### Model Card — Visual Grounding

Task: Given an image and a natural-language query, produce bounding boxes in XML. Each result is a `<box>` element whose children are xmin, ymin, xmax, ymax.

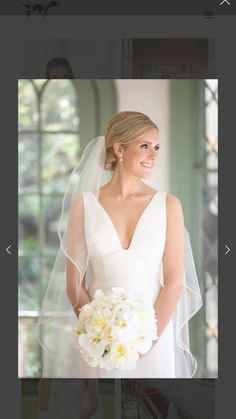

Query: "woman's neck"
<box><xmin>104</xmin><ymin>168</ymin><xmax>145</xmax><ymax>198</ymax></box>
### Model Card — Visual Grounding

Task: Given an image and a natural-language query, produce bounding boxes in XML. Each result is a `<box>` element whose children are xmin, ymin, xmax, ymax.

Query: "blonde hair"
<box><xmin>104</xmin><ymin>111</ymin><xmax>158</xmax><ymax>170</ymax></box>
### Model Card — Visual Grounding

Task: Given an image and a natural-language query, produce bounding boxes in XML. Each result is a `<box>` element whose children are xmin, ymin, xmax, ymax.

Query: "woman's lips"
<box><xmin>140</xmin><ymin>162</ymin><xmax>153</xmax><ymax>168</ymax></box>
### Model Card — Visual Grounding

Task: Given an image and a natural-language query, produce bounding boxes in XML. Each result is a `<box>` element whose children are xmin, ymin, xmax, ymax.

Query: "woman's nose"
<box><xmin>148</xmin><ymin>148</ymin><xmax>156</xmax><ymax>159</ymax></box>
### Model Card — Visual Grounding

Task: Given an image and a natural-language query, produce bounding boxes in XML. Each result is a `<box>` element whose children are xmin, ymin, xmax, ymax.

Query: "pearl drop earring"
<box><xmin>119</xmin><ymin>154</ymin><xmax>123</xmax><ymax>162</ymax></box>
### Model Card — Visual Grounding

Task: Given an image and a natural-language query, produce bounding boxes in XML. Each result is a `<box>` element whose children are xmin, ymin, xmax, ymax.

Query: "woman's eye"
<box><xmin>140</xmin><ymin>144</ymin><xmax>160</xmax><ymax>151</ymax></box>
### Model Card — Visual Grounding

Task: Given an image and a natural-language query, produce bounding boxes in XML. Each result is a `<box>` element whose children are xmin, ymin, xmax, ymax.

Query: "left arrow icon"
<box><xmin>6</xmin><ymin>245</ymin><xmax>12</xmax><ymax>255</ymax></box>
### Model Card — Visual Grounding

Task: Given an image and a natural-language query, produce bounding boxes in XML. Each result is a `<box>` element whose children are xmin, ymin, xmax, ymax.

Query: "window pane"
<box><xmin>18</xmin><ymin>78</ymin><xmax>80</xmax><ymax>379</ymax></box>
<box><xmin>18</xmin><ymin>317</ymin><xmax>41</xmax><ymax>377</ymax></box>
<box><xmin>206</xmin><ymin>100</ymin><xmax>218</xmax><ymax>141</ymax></box>
<box><xmin>203</xmin><ymin>80</ymin><xmax>218</xmax><ymax>377</ymax></box>
<box><xmin>18</xmin><ymin>80</ymin><xmax>38</xmax><ymax>131</ymax></box>
<box><xmin>205</xmin><ymin>79</ymin><xmax>218</xmax><ymax>93</ymax></box>
<box><xmin>42</xmin><ymin>133</ymin><xmax>80</xmax><ymax>193</ymax></box>
<box><xmin>42</xmin><ymin>196</ymin><xmax>62</xmax><ymax>252</ymax></box>
<box><xmin>33</xmin><ymin>79</ymin><xmax>47</xmax><ymax>90</ymax></box>
<box><xmin>42</xmin><ymin>319</ymin><xmax>68</xmax><ymax>377</ymax></box>
<box><xmin>41</xmin><ymin>80</ymin><xmax>79</xmax><ymax>131</ymax></box>
<box><xmin>19</xmin><ymin>133</ymin><xmax>39</xmax><ymax>193</ymax></box>
<box><xmin>42</xmin><ymin>257</ymin><xmax>55</xmax><ymax>292</ymax></box>
<box><xmin>19</xmin><ymin>196</ymin><xmax>39</xmax><ymax>253</ymax></box>
<box><xmin>19</xmin><ymin>257</ymin><xmax>40</xmax><ymax>310</ymax></box>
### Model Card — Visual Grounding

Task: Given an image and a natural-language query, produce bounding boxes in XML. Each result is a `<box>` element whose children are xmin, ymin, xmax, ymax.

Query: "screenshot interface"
<box><xmin>0</xmin><ymin>1</ymin><xmax>234</xmax><ymax>418</ymax></box>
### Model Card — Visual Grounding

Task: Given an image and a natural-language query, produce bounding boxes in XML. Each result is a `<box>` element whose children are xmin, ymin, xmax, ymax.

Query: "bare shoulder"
<box><xmin>166</xmin><ymin>193</ymin><xmax>182</xmax><ymax>209</ymax></box>
<box><xmin>166</xmin><ymin>194</ymin><xmax>184</xmax><ymax>221</ymax></box>
<box><xmin>71</xmin><ymin>193</ymin><xmax>84</xmax><ymax>205</ymax></box>
<box><xmin>69</xmin><ymin>194</ymin><xmax>85</xmax><ymax>214</ymax></box>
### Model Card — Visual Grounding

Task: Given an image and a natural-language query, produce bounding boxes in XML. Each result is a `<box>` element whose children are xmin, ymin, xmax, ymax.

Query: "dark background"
<box><xmin>0</xmin><ymin>7</ymin><xmax>234</xmax><ymax>419</ymax></box>
<box><xmin>0</xmin><ymin>0</ymin><xmax>236</xmax><ymax>15</ymax></box>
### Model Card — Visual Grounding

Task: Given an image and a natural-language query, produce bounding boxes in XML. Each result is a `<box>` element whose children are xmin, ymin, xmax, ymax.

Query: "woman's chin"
<box><xmin>130</xmin><ymin>168</ymin><xmax>153</xmax><ymax>179</ymax></box>
<box><xmin>140</xmin><ymin>170</ymin><xmax>152</xmax><ymax>179</ymax></box>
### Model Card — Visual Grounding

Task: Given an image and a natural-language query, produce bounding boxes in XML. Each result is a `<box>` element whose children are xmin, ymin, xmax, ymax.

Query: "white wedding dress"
<box><xmin>79</xmin><ymin>190</ymin><xmax>175</xmax><ymax>378</ymax></box>
<box><xmin>38</xmin><ymin>136</ymin><xmax>202</xmax><ymax>378</ymax></box>
<box><xmin>40</xmin><ymin>189</ymin><xmax>201</xmax><ymax>378</ymax></box>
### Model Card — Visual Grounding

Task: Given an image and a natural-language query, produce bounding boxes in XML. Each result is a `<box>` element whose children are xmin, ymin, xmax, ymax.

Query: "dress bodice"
<box><xmin>39</xmin><ymin>190</ymin><xmax>202</xmax><ymax>379</ymax></box>
<box><xmin>83</xmin><ymin>191</ymin><xmax>167</xmax><ymax>306</ymax></box>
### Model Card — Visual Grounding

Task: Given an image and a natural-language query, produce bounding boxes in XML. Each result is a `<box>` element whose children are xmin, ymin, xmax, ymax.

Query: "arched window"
<box><xmin>18</xmin><ymin>79</ymin><xmax>117</xmax><ymax>377</ymax></box>
<box><xmin>18</xmin><ymin>79</ymin><xmax>80</xmax><ymax>377</ymax></box>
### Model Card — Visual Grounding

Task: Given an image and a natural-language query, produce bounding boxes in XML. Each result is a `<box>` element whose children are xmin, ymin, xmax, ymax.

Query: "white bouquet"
<box><xmin>74</xmin><ymin>287</ymin><xmax>158</xmax><ymax>371</ymax></box>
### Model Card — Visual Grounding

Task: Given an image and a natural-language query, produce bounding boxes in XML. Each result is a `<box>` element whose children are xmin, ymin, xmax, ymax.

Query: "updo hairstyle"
<box><xmin>104</xmin><ymin>111</ymin><xmax>158</xmax><ymax>170</ymax></box>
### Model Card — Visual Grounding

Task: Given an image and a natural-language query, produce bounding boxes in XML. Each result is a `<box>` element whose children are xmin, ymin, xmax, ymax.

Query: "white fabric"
<box><xmin>36</xmin><ymin>136</ymin><xmax>202</xmax><ymax>378</ymax></box>
<box><xmin>74</xmin><ymin>191</ymin><xmax>195</xmax><ymax>378</ymax></box>
<box><xmin>36</xmin><ymin>137</ymin><xmax>110</xmax><ymax>377</ymax></box>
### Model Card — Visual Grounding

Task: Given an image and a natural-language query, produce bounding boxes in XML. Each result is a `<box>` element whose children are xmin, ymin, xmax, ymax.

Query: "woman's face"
<box><xmin>117</xmin><ymin>128</ymin><xmax>160</xmax><ymax>179</ymax></box>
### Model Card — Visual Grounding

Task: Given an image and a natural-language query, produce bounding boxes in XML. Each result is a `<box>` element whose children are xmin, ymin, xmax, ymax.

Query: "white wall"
<box><xmin>115</xmin><ymin>80</ymin><xmax>170</xmax><ymax>192</ymax></box>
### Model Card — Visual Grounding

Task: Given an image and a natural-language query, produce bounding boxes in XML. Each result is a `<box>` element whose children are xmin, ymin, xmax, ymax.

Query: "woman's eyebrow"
<box><xmin>139</xmin><ymin>140</ymin><xmax>160</xmax><ymax>145</ymax></box>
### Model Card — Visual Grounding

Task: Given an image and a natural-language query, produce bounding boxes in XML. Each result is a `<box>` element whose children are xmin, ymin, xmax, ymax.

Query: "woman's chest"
<box><xmin>84</xmin><ymin>191</ymin><xmax>167</xmax><ymax>257</ymax></box>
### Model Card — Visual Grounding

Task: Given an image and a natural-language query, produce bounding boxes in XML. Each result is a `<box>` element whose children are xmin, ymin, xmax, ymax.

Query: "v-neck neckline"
<box><xmin>90</xmin><ymin>191</ymin><xmax>159</xmax><ymax>251</ymax></box>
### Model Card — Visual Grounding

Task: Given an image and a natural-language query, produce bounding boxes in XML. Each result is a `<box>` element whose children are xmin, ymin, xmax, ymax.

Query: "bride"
<box><xmin>37</xmin><ymin>111</ymin><xmax>202</xmax><ymax>378</ymax></box>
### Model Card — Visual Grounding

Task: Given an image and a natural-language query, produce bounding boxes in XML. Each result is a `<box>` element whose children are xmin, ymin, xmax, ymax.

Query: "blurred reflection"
<box><xmin>38</xmin><ymin>379</ymin><xmax>101</xmax><ymax>418</ymax></box>
<box><xmin>121</xmin><ymin>379</ymin><xmax>214</xmax><ymax>419</ymax></box>
<box><xmin>45</xmin><ymin>58</ymin><xmax>75</xmax><ymax>79</ymax></box>
<box><xmin>122</xmin><ymin>39</ymin><xmax>213</xmax><ymax>78</ymax></box>
<box><xmin>21</xmin><ymin>379</ymin><xmax>116</xmax><ymax>418</ymax></box>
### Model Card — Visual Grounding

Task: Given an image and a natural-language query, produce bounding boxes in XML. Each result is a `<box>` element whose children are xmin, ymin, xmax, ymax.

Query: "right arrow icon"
<box><xmin>225</xmin><ymin>245</ymin><xmax>231</xmax><ymax>255</ymax></box>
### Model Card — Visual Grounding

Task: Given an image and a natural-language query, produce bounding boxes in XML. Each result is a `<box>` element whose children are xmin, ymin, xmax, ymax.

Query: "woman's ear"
<box><xmin>113</xmin><ymin>143</ymin><xmax>123</xmax><ymax>158</ymax></box>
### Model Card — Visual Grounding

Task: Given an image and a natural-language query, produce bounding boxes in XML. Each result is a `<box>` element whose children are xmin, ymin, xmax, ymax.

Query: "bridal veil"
<box><xmin>36</xmin><ymin>136</ymin><xmax>202</xmax><ymax>378</ymax></box>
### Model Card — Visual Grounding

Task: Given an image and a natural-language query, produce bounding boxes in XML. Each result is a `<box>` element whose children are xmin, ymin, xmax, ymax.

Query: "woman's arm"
<box><xmin>66</xmin><ymin>195</ymin><xmax>92</xmax><ymax>317</ymax></box>
<box><xmin>80</xmin><ymin>380</ymin><xmax>100</xmax><ymax>419</ymax></box>
<box><xmin>154</xmin><ymin>194</ymin><xmax>184</xmax><ymax>338</ymax></box>
<box><xmin>66</xmin><ymin>261</ymin><xmax>91</xmax><ymax>317</ymax></box>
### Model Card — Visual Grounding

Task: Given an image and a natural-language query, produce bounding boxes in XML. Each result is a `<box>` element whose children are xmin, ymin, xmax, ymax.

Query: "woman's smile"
<box><xmin>140</xmin><ymin>161</ymin><xmax>153</xmax><ymax>169</ymax></box>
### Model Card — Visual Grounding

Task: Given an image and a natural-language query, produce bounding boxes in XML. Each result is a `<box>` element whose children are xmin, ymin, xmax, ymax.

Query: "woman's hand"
<box><xmin>139</xmin><ymin>339</ymin><xmax>158</xmax><ymax>359</ymax></box>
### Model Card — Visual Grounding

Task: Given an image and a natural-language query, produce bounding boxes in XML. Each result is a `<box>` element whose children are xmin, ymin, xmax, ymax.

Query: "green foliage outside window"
<box><xmin>18</xmin><ymin>79</ymin><xmax>80</xmax><ymax>377</ymax></box>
